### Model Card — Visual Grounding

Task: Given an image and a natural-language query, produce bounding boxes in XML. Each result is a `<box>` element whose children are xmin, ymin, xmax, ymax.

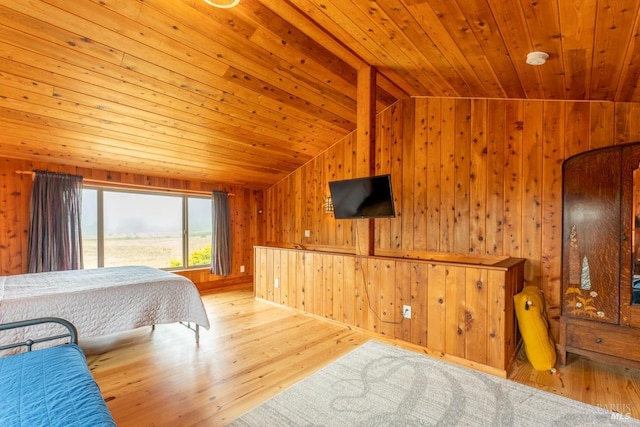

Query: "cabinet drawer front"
<box><xmin>566</xmin><ymin>323</ymin><xmax>640</xmax><ymax>361</ymax></box>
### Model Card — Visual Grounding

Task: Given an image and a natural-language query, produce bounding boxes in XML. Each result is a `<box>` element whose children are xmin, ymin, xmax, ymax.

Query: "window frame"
<box><xmin>83</xmin><ymin>186</ymin><xmax>212</xmax><ymax>271</ymax></box>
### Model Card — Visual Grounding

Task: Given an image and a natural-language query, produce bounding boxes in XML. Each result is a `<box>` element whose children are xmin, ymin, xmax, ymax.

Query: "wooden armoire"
<box><xmin>560</xmin><ymin>142</ymin><xmax>640</xmax><ymax>367</ymax></box>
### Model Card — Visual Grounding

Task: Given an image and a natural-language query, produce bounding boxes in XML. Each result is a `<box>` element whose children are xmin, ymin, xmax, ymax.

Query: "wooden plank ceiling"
<box><xmin>1</xmin><ymin>0</ymin><xmax>639</xmax><ymax>188</ymax></box>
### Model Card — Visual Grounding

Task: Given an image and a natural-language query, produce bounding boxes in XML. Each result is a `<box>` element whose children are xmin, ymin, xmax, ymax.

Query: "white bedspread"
<box><xmin>0</xmin><ymin>266</ymin><xmax>210</xmax><ymax>351</ymax></box>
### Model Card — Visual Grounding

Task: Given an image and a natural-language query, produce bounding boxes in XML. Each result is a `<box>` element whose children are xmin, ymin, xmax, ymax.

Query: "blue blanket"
<box><xmin>0</xmin><ymin>344</ymin><xmax>116</xmax><ymax>427</ymax></box>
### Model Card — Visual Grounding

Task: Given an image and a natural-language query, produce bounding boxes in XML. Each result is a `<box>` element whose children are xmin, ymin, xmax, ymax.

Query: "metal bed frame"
<box><xmin>1</xmin><ymin>318</ymin><xmax>200</xmax><ymax>351</ymax></box>
<box><xmin>151</xmin><ymin>322</ymin><xmax>200</xmax><ymax>344</ymax></box>
<box><xmin>0</xmin><ymin>317</ymin><xmax>78</xmax><ymax>352</ymax></box>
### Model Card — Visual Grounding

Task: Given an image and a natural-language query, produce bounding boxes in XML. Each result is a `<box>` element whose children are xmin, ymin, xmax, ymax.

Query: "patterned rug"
<box><xmin>229</xmin><ymin>340</ymin><xmax>639</xmax><ymax>426</ymax></box>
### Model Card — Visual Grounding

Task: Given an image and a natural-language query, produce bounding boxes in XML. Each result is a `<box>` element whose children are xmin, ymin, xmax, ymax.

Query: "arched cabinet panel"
<box><xmin>560</xmin><ymin>142</ymin><xmax>640</xmax><ymax>367</ymax></box>
<box><xmin>562</xmin><ymin>148</ymin><xmax>621</xmax><ymax>324</ymax></box>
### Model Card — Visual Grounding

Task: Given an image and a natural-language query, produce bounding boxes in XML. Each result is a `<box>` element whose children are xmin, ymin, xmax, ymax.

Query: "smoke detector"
<box><xmin>526</xmin><ymin>51</ymin><xmax>549</xmax><ymax>65</ymax></box>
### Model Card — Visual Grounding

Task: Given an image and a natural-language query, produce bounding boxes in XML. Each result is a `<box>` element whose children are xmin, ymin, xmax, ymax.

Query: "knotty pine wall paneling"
<box><xmin>485</xmin><ymin>99</ymin><xmax>506</xmax><ymax>256</ymax></box>
<box><xmin>0</xmin><ymin>157</ymin><xmax>263</xmax><ymax>291</ymax></box>
<box><xmin>264</xmin><ymin>98</ymin><xmax>640</xmax><ymax>342</ymax></box>
<box><xmin>539</xmin><ymin>101</ymin><xmax>565</xmax><ymax>321</ymax></box>
<box><xmin>255</xmin><ymin>246</ymin><xmax>524</xmax><ymax>377</ymax></box>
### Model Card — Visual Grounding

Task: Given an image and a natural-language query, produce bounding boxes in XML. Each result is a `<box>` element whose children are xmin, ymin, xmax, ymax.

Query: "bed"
<box><xmin>0</xmin><ymin>317</ymin><xmax>116</xmax><ymax>426</ymax></box>
<box><xmin>0</xmin><ymin>265</ymin><xmax>210</xmax><ymax>353</ymax></box>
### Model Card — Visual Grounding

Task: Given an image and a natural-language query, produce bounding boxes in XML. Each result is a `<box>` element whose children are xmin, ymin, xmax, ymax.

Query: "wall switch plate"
<box><xmin>304</xmin><ymin>229</ymin><xmax>311</xmax><ymax>237</ymax></box>
<box><xmin>403</xmin><ymin>305</ymin><xmax>412</xmax><ymax>319</ymax></box>
<box><xmin>275</xmin><ymin>278</ymin><xmax>280</xmax><ymax>288</ymax></box>
<box><xmin>240</xmin><ymin>265</ymin><xmax>245</xmax><ymax>273</ymax></box>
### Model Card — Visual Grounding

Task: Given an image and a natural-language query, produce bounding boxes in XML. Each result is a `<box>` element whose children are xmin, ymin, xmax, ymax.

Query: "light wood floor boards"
<box><xmin>82</xmin><ymin>287</ymin><xmax>640</xmax><ymax>425</ymax></box>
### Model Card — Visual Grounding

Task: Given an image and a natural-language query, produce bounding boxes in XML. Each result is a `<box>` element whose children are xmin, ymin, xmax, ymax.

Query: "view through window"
<box><xmin>81</xmin><ymin>188</ymin><xmax>212</xmax><ymax>269</ymax></box>
<box><xmin>187</xmin><ymin>197</ymin><xmax>212</xmax><ymax>267</ymax></box>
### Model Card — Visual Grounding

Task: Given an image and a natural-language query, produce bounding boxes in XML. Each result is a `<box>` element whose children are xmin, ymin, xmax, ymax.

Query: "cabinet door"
<box><xmin>622</xmin><ymin>144</ymin><xmax>640</xmax><ymax>327</ymax></box>
<box><xmin>562</xmin><ymin>148</ymin><xmax>620</xmax><ymax>324</ymax></box>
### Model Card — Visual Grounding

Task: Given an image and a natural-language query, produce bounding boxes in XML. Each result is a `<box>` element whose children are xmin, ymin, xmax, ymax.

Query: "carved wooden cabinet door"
<box><xmin>562</xmin><ymin>148</ymin><xmax>621</xmax><ymax>324</ymax></box>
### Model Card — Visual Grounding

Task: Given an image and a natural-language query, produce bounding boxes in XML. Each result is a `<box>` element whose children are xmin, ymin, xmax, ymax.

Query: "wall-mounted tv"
<box><xmin>328</xmin><ymin>174</ymin><xmax>396</xmax><ymax>219</ymax></box>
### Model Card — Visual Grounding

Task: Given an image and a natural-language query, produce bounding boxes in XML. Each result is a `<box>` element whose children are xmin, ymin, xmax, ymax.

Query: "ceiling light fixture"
<box><xmin>526</xmin><ymin>51</ymin><xmax>549</xmax><ymax>66</ymax></box>
<box><xmin>204</xmin><ymin>0</ymin><xmax>240</xmax><ymax>8</ymax></box>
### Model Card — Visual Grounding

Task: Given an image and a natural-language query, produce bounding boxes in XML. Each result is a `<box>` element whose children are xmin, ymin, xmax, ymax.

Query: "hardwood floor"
<box><xmin>82</xmin><ymin>286</ymin><xmax>640</xmax><ymax>426</ymax></box>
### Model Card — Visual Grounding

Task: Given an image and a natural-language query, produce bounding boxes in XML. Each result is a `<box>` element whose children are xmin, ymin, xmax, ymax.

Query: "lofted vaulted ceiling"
<box><xmin>1</xmin><ymin>0</ymin><xmax>639</xmax><ymax>188</ymax></box>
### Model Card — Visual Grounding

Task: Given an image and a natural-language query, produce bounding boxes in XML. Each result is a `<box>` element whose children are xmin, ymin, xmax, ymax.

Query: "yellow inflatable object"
<box><xmin>514</xmin><ymin>286</ymin><xmax>557</xmax><ymax>371</ymax></box>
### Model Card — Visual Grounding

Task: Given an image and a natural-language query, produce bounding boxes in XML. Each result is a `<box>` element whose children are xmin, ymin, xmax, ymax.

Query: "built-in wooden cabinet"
<box><xmin>254</xmin><ymin>246</ymin><xmax>525</xmax><ymax>377</ymax></box>
<box><xmin>560</xmin><ymin>142</ymin><xmax>640</xmax><ymax>367</ymax></box>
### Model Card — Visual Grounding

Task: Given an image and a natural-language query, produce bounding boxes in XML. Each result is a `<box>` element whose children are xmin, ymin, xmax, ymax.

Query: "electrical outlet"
<box><xmin>240</xmin><ymin>265</ymin><xmax>245</xmax><ymax>273</ymax></box>
<box><xmin>304</xmin><ymin>229</ymin><xmax>311</xmax><ymax>237</ymax></box>
<box><xmin>274</xmin><ymin>278</ymin><xmax>280</xmax><ymax>288</ymax></box>
<box><xmin>403</xmin><ymin>305</ymin><xmax>412</xmax><ymax>319</ymax></box>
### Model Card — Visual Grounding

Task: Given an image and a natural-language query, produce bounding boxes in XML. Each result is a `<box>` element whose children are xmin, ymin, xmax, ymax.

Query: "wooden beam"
<box><xmin>355</xmin><ymin>66</ymin><xmax>376</xmax><ymax>256</ymax></box>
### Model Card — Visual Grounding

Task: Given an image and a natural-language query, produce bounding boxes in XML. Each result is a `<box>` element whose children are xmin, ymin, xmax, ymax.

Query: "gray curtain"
<box><xmin>211</xmin><ymin>191</ymin><xmax>231</xmax><ymax>276</ymax></box>
<box><xmin>27</xmin><ymin>170</ymin><xmax>84</xmax><ymax>273</ymax></box>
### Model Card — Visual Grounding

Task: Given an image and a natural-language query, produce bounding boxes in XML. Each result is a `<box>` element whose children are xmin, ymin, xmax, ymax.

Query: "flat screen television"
<box><xmin>328</xmin><ymin>174</ymin><xmax>396</xmax><ymax>219</ymax></box>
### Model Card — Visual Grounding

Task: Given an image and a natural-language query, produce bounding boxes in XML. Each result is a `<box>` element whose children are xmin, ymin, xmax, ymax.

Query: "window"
<box><xmin>187</xmin><ymin>197</ymin><xmax>212</xmax><ymax>267</ymax></box>
<box><xmin>81</xmin><ymin>188</ymin><xmax>99</xmax><ymax>269</ymax></box>
<box><xmin>82</xmin><ymin>188</ymin><xmax>212</xmax><ymax>270</ymax></box>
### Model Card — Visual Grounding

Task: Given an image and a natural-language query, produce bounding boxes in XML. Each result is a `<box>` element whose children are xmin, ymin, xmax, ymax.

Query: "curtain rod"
<box><xmin>15</xmin><ymin>170</ymin><xmax>235</xmax><ymax>196</ymax></box>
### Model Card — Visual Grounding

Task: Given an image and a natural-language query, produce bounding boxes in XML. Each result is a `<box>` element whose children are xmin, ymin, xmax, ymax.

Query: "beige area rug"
<box><xmin>229</xmin><ymin>340</ymin><xmax>639</xmax><ymax>426</ymax></box>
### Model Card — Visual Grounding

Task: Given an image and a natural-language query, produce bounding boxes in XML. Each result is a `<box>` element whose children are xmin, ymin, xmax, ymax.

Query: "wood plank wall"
<box><xmin>255</xmin><ymin>246</ymin><xmax>525</xmax><ymax>376</ymax></box>
<box><xmin>0</xmin><ymin>157</ymin><xmax>263</xmax><ymax>291</ymax></box>
<box><xmin>265</xmin><ymin>98</ymin><xmax>640</xmax><ymax>340</ymax></box>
